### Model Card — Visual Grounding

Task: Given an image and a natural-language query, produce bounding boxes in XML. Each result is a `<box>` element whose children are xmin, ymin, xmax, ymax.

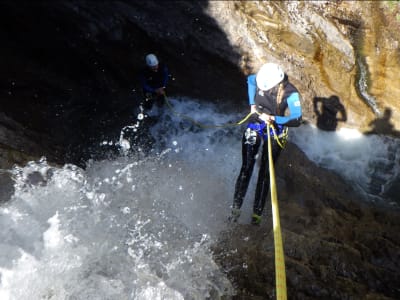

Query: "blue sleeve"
<box><xmin>162</xmin><ymin>65</ymin><xmax>169</xmax><ymax>87</ymax></box>
<box><xmin>275</xmin><ymin>92</ymin><xmax>302</xmax><ymax>126</ymax></box>
<box><xmin>247</xmin><ymin>75</ymin><xmax>257</xmax><ymax>105</ymax></box>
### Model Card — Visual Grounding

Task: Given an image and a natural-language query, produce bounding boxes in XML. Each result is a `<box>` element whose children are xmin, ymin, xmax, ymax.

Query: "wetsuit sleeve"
<box><xmin>247</xmin><ymin>75</ymin><xmax>257</xmax><ymax>105</ymax></box>
<box><xmin>162</xmin><ymin>65</ymin><xmax>169</xmax><ymax>87</ymax></box>
<box><xmin>275</xmin><ymin>92</ymin><xmax>302</xmax><ymax>126</ymax></box>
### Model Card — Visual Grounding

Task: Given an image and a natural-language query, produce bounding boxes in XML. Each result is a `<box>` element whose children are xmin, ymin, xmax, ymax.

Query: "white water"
<box><xmin>0</xmin><ymin>97</ymin><xmax>399</xmax><ymax>299</ymax></box>
<box><xmin>290</xmin><ymin>124</ymin><xmax>400</xmax><ymax>204</ymax></box>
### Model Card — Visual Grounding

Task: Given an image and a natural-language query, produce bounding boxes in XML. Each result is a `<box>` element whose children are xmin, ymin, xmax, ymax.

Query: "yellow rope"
<box><xmin>267</xmin><ymin>123</ymin><xmax>287</xmax><ymax>300</ymax></box>
<box><xmin>164</xmin><ymin>95</ymin><xmax>252</xmax><ymax>129</ymax></box>
<box><xmin>269</xmin><ymin>125</ymin><xmax>288</xmax><ymax>149</ymax></box>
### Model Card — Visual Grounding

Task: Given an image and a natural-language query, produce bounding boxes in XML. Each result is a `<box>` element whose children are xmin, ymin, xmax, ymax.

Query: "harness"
<box><xmin>247</xmin><ymin>121</ymin><xmax>288</xmax><ymax>148</ymax></box>
<box><xmin>248</xmin><ymin>81</ymin><xmax>292</xmax><ymax>148</ymax></box>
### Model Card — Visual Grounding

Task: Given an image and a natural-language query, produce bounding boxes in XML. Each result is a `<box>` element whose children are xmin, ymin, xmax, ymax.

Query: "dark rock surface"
<box><xmin>0</xmin><ymin>0</ymin><xmax>247</xmax><ymax>168</ymax></box>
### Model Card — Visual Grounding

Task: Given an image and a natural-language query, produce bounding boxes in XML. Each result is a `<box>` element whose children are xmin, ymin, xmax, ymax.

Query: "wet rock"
<box><xmin>213</xmin><ymin>143</ymin><xmax>400</xmax><ymax>299</ymax></box>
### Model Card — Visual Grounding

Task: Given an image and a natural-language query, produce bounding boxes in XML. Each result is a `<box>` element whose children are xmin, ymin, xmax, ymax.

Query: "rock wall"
<box><xmin>206</xmin><ymin>1</ymin><xmax>400</xmax><ymax>131</ymax></box>
<box><xmin>0</xmin><ymin>0</ymin><xmax>248</xmax><ymax>167</ymax></box>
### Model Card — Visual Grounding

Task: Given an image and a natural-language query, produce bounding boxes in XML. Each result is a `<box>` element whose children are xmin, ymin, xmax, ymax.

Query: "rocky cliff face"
<box><xmin>206</xmin><ymin>1</ymin><xmax>400</xmax><ymax>131</ymax></box>
<box><xmin>1</xmin><ymin>1</ymin><xmax>399</xmax><ymax>299</ymax></box>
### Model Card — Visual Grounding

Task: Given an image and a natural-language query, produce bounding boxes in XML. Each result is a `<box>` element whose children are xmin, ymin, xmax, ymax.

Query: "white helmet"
<box><xmin>145</xmin><ymin>54</ymin><xmax>159</xmax><ymax>67</ymax></box>
<box><xmin>256</xmin><ymin>63</ymin><xmax>284</xmax><ymax>91</ymax></box>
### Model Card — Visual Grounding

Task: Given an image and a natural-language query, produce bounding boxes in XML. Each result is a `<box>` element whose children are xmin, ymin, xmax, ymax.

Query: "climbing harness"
<box><xmin>246</xmin><ymin>122</ymin><xmax>288</xmax><ymax>149</ymax></box>
<box><xmin>267</xmin><ymin>122</ymin><xmax>287</xmax><ymax>300</ymax></box>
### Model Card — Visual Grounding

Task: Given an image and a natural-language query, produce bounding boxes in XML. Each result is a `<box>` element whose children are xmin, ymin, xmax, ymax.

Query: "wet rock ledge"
<box><xmin>213</xmin><ymin>143</ymin><xmax>400</xmax><ymax>300</ymax></box>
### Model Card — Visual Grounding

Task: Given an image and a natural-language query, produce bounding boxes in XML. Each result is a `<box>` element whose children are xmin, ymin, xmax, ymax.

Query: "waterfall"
<box><xmin>356</xmin><ymin>56</ymin><xmax>381</xmax><ymax>115</ymax></box>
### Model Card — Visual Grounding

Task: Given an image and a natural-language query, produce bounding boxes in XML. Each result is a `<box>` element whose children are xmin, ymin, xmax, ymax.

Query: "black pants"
<box><xmin>233</xmin><ymin>128</ymin><xmax>282</xmax><ymax>216</ymax></box>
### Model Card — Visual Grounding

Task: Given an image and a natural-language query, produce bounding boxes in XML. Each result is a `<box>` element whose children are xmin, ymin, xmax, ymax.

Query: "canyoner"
<box><xmin>228</xmin><ymin>62</ymin><xmax>303</xmax><ymax>298</ymax></box>
<box><xmin>230</xmin><ymin>62</ymin><xmax>303</xmax><ymax>225</ymax></box>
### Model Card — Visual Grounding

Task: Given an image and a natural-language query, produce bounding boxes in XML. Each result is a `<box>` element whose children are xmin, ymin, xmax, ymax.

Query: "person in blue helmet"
<box><xmin>139</xmin><ymin>53</ymin><xmax>170</xmax><ymax>110</ymax></box>
<box><xmin>230</xmin><ymin>63</ymin><xmax>302</xmax><ymax>225</ymax></box>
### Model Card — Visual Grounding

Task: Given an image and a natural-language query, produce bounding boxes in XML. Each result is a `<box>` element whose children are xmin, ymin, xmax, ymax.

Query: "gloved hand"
<box><xmin>258</xmin><ymin>113</ymin><xmax>275</xmax><ymax>123</ymax></box>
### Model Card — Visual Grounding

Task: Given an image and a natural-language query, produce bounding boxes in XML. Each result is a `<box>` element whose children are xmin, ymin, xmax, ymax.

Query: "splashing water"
<box><xmin>0</xmin><ymin>156</ymin><xmax>236</xmax><ymax>299</ymax></box>
<box><xmin>290</xmin><ymin>124</ymin><xmax>400</xmax><ymax>205</ymax></box>
<box><xmin>1</xmin><ymin>97</ymin><xmax>399</xmax><ymax>299</ymax></box>
<box><xmin>0</xmin><ymin>98</ymin><xmax>247</xmax><ymax>299</ymax></box>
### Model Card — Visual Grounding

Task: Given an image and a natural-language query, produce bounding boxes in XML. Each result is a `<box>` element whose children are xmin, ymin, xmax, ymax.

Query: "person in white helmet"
<box><xmin>230</xmin><ymin>63</ymin><xmax>302</xmax><ymax>225</ymax></box>
<box><xmin>139</xmin><ymin>53</ymin><xmax>170</xmax><ymax>109</ymax></box>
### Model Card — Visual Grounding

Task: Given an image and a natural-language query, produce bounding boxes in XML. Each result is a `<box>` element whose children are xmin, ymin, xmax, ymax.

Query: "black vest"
<box><xmin>254</xmin><ymin>81</ymin><xmax>298</xmax><ymax>116</ymax></box>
